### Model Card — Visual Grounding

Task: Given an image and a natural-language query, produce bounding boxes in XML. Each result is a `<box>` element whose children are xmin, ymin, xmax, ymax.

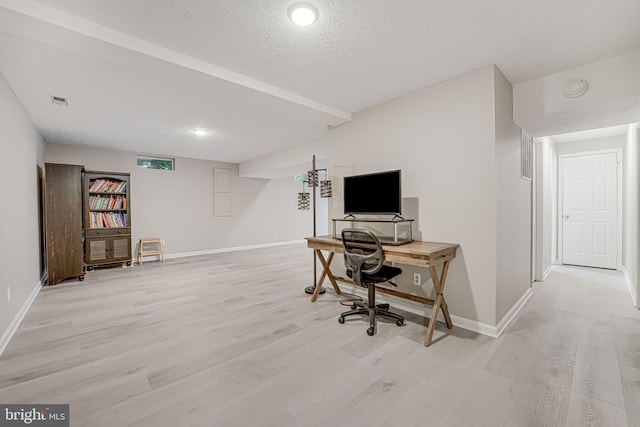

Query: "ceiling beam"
<box><xmin>0</xmin><ymin>0</ymin><xmax>351</xmax><ymax>126</ymax></box>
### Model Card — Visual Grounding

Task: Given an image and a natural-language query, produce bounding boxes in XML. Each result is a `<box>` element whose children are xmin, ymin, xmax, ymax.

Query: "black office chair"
<box><xmin>339</xmin><ymin>228</ymin><xmax>404</xmax><ymax>336</ymax></box>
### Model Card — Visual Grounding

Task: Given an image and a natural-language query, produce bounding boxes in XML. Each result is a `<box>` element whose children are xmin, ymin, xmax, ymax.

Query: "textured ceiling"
<box><xmin>1</xmin><ymin>0</ymin><xmax>639</xmax><ymax>163</ymax></box>
<box><xmin>0</xmin><ymin>32</ymin><xmax>329</xmax><ymax>162</ymax></box>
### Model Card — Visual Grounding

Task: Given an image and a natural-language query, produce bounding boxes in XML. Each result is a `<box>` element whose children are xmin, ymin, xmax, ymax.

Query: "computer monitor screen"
<box><xmin>343</xmin><ymin>170</ymin><xmax>401</xmax><ymax>215</ymax></box>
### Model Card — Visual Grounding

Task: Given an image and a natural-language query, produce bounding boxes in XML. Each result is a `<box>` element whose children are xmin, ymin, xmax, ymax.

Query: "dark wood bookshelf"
<box><xmin>44</xmin><ymin>163</ymin><xmax>85</xmax><ymax>285</ymax></box>
<box><xmin>83</xmin><ymin>171</ymin><xmax>132</xmax><ymax>269</ymax></box>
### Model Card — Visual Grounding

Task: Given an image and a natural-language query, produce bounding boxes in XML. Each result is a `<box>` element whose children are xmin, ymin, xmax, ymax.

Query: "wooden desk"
<box><xmin>306</xmin><ymin>235</ymin><xmax>459</xmax><ymax>346</ymax></box>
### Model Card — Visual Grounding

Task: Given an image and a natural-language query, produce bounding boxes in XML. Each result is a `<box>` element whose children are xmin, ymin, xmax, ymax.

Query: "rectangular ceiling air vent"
<box><xmin>50</xmin><ymin>95</ymin><xmax>68</xmax><ymax>106</ymax></box>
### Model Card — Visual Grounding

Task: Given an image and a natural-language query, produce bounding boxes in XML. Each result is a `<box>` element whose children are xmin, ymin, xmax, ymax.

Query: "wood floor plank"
<box><xmin>504</xmin><ymin>350</ymin><xmax>574</xmax><ymax>426</ymax></box>
<box><xmin>536</xmin><ymin>308</ymin><xmax>581</xmax><ymax>359</ymax></box>
<box><xmin>1</xmin><ymin>245</ymin><xmax>639</xmax><ymax>426</ymax></box>
<box><xmin>380</xmin><ymin>359</ymin><xmax>482</xmax><ymax>426</ymax></box>
<box><xmin>484</xmin><ymin>326</ymin><xmax>542</xmax><ymax>382</ymax></box>
<box><xmin>565</xmin><ymin>391</ymin><xmax>628</xmax><ymax>427</ymax></box>
<box><xmin>620</xmin><ymin>365</ymin><xmax>640</xmax><ymax>427</ymax></box>
<box><xmin>286</xmin><ymin>335</ymin><xmax>418</xmax><ymax>419</ymax></box>
<box><xmin>614</xmin><ymin>315</ymin><xmax>640</xmax><ymax>370</ymax></box>
<box><xmin>572</xmin><ymin>313</ymin><xmax>625</xmax><ymax>407</ymax></box>
<box><xmin>439</xmin><ymin>370</ymin><xmax>517</xmax><ymax>427</ymax></box>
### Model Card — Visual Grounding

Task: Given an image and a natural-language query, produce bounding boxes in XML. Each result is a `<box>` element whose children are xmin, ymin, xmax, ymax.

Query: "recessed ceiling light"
<box><xmin>288</xmin><ymin>2</ymin><xmax>319</xmax><ymax>26</ymax></box>
<box><xmin>192</xmin><ymin>128</ymin><xmax>208</xmax><ymax>136</ymax></box>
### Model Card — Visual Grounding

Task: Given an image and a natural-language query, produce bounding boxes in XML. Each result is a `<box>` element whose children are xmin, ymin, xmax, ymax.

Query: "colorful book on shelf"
<box><xmin>89</xmin><ymin>179</ymin><xmax>126</xmax><ymax>193</ymax></box>
<box><xmin>89</xmin><ymin>180</ymin><xmax>99</xmax><ymax>192</ymax></box>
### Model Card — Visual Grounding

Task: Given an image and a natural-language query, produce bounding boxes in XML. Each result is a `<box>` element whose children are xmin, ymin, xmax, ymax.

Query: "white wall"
<box><xmin>328</xmin><ymin>65</ymin><xmax>501</xmax><ymax>325</ymax></box>
<box><xmin>0</xmin><ymin>72</ymin><xmax>45</xmax><ymax>353</ymax></box>
<box><xmin>239</xmin><ymin>139</ymin><xmax>328</xmax><ymax>179</ymax></box>
<box><xmin>623</xmin><ymin>124</ymin><xmax>639</xmax><ymax>307</ymax></box>
<box><xmin>46</xmin><ymin>143</ymin><xmax>325</xmax><ymax>256</ymax></box>
<box><xmin>555</xmin><ymin>134</ymin><xmax>625</xmax><ymax>155</ymax></box>
<box><xmin>494</xmin><ymin>67</ymin><xmax>532</xmax><ymax>322</ymax></box>
<box><xmin>514</xmin><ymin>49</ymin><xmax>640</xmax><ymax>137</ymax></box>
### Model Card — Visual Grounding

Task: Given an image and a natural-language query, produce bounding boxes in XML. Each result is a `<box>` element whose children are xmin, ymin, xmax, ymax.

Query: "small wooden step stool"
<box><xmin>138</xmin><ymin>238</ymin><xmax>164</xmax><ymax>265</ymax></box>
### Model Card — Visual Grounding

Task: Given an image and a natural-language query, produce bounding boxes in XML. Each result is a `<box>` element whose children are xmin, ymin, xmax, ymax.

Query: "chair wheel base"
<box><xmin>396</xmin><ymin>319</ymin><xmax>404</xmax><ymax>326</ymax></box>
<box><xmin>367</xmin><ymin>327</ymin><xmax>375</xmax><ymax>336</ymax></box>
<box><xmin>338</xmin><ymin>316</ymin><xmax>345</xmax><ymax>324</ymax></box>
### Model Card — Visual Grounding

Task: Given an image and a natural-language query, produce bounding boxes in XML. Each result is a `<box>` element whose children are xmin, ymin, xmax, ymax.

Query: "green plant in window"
<box><xmin>137</xmin><ymin>156</ymin><xmax>174</xmax><ymax>170</ymax></box>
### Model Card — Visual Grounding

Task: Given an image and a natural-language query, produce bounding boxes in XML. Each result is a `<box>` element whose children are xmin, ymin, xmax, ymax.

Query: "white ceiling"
<box><xmin>1</xmin><ymin>0</ymin><xmax>639</xmax><ymax>163</ymax></box>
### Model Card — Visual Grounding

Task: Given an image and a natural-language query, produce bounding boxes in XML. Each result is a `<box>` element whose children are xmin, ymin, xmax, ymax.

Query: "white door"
<box><xmin>562</xmin><ymin>152</ymin><xmax>618</xmax><ymax>269</ymax></box>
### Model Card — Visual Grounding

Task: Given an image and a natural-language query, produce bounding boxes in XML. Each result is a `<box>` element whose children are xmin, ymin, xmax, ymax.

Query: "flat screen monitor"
<box><xmin>343</xmin><ymin>170</ymin><xmax>401</xmax><ymax>215</ymax></box>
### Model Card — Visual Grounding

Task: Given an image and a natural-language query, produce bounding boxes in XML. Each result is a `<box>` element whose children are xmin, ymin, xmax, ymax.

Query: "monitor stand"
<box><xmin>332</xmin><ymin>216</ymin><xmax>414</xmax><ymax>245</ymax></box>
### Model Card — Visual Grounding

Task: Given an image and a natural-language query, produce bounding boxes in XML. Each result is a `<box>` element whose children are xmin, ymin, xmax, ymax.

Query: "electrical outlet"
<box><xmin>7</xmin><ymin>286</ymin><xmax>11</xmax><ymax>302</ymax></box>
<box><xmin>413</xmin><ymin>273</ymin><xmax>421</xmax><ymax>286</ymax></box>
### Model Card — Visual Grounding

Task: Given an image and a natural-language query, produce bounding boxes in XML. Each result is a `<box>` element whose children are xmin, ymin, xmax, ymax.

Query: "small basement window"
<box><xmin>137</xmin><ymin>155</ymin><xmax>174</xmax><ymax>171</ymax></box>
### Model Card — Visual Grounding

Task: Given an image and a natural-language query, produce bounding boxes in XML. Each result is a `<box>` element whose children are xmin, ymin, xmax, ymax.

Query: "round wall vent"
<box><xmin>562</xmin><ymin>79</ymin><xmax>589</xmax><ymax>98</ymax></box>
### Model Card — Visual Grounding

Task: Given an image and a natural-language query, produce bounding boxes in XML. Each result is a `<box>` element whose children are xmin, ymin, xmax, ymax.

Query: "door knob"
<box><xmin>564</xmin><ymin>215</ymin><xmax>570</xmax><ymax>219</ymax></box>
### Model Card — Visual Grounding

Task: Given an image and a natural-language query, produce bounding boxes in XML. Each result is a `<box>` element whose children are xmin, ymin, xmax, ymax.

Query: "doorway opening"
<box><xmin>533</xmin><ymin>124</ymin><xmax>632</xmax><ymax>280</ymax></box>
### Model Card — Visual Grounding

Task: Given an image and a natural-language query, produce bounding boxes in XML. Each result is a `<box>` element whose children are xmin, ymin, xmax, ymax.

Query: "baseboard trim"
<box><xmin>139</xmin><ymin>239</ymin><xmax>306</xmax><ymax>263</ymax></box>
<box><xmin>342</xmin><ymin>285</ymin><xmax>512</xmax><ymax>339</ymax></box>
<box><xmin>542</xmin><ymin>266</ymin><xmax>552</xmax><ymax>281</ymax></box>
<box><xmin>494</xmin><ymin>287</ymin><xmax>533</xmax><ymax>337</ymax></box>
<box><xmin>622</xmin><ymin>266</ymin><xmax>638</xmax><ymax>308</ymax></box>
<box><xmin>0</xmin><ymin>278</ymin><xmax>44</xmax><ymax>358</ymax></box>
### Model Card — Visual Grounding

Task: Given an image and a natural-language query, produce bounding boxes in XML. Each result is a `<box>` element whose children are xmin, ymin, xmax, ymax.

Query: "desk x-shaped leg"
<box><xmin>425</xmin><ymin>260</ymin><xmax>453</xmax><ymax>346</ymax></box>
<box><xmin>311</xmin><ymin>250</ymin><xmax>342</xmax><ymax>302</ymax></box>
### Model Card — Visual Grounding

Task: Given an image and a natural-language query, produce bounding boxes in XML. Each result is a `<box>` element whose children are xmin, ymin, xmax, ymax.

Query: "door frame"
<box><xmin>531</xmin><ymin>141</ymin><xmax>537</xmax><ymax>283</ymax></box>
<box><xmin>558</xmin><ymin>148</ymin><xmax>622</xmax><ymax>270</ymax></box>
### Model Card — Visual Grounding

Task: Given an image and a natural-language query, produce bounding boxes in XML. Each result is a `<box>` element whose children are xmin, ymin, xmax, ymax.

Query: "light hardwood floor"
<box><xmin>1</xmin><ymin>244</ymin><xmax>639</xmax><ymax>426</ymax></box>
